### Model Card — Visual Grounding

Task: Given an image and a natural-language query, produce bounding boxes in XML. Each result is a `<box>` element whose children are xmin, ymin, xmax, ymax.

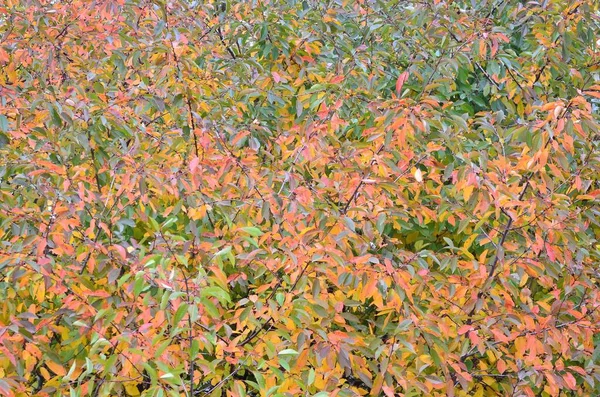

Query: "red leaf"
<box><xmin>396</xmin><ymin>71</ymin><xmax>409</xmax><ymax>95</ymax></box>
<box><xmin>331</xmin><ymin>75</ymin><xmax>344</xmax><ymax>84</ymax></box>
<box><xmin>588</xmin><ymin>189</ymin><xmax>600</xmax><ymax>197</ymax></box>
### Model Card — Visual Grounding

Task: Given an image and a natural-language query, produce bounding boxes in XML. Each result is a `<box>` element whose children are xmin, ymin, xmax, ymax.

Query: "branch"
<box><xmin>474</xmin><ymin>61</ymin><xmax>501</xmax><ymax>90</ymax></box>
<box><xmin>159</xmin><ymin>230</ymin><xmax>196</xmax><ymax>397</ymax></box>
<box><xmin>342</xmin><ymin>143</ymin><xmax>385</xmax><ymax>214</ymax></box>
<box><xmin>87</xmin><ymin>131</ymin><xmax>103</xmax><ymax>194</ymax></box>
<box><xmin>217</xmin><ymin>27</ymin><xmax>237</xmax><ymax>59</ymax></box>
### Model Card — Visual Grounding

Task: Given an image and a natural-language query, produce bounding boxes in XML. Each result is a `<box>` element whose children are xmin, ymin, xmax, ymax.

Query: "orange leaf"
<box><xmin>46</xmin><ymin>361</ymin><xmax>66</xmax><ymax>377</ymax></box>
<box><xmin>331</xmin><ymin>75</ymin><xmax>344</xmax><ymax>84</ymax></box>
<box><xmin>583</xmin><ymin>90</ymin><xmax>600</xmax><ymax>99</ymax></box>
<box><xmin>370</xmin><ymin>373</ymin><xmax>384</xmax><ymax>396</ymax></box>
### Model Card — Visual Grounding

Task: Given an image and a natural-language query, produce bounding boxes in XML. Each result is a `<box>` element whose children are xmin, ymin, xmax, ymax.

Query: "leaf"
<box><xmin>307</xmin><ymin>368</ymin><xmax>315</xmax><ymax>385</ymax></box>
<box><xmin>458</xmin><ymin>325</ymin><xmax>473</xmax><ymax>335</ymax></box>
<box><xmin>370</xmin><ymin>373</ymin><xmax>384</xmax><ymax>396</ymax></box>
<box><xmin>0</xmin><ymin>379</ymin><xmax>11</xmax><ymax>395</ymax></box>
<box><xmin>425</xmin><ymin>375</ymin><xmax>444</xmax><ymax>385</ymax></box>
<box><xmin>49</xmin><ymin>105</ymin><xmax>63</xmax><ymax>127</ymax></box>
<box><xmin>545</xmin><ymin>243</ymin><xmax>556</xmax><ymax>262</ymax></box>
<box><xmin>240</xmin><ymin>226</ymin><xmax>263</xmax><ymax>237</ymax></box>
<box><xmin>343</xmin><ymin>216</ymin><xmax>355</xmax><ymax>232</ymax></box>
<box><xmin>497</xmin><ymin>359</ymin><xmax>506</xmax><ymax>374</ymax></box>
<box><xmin>278</xmin><ymin>349</ymin><xmax>299</xmax><ymax>356</ymax></box>
<box><xmin>189</xmin><ymin>156</ymin><xmax>200</xmax><ymax>172</ymax></box>
<box><xmin>46</xmin><ymin>360</ymin><xmax>67</xmax><ymax>377</ymax></box>
<box><xmin>215</xmin><ymin>246</ymin><xmax>232</xmax><ymax>257</ymax></box>
<box><xmin>414</xmin><ymin>168</ymin><xmax>423</xmax><ymax>182</ymax></box>
<box><xmin>396</xmin><ymin>71</ymin><xmax>409</xmax><ymax>95</ymax></box>
<box><xmin>112</xmin><ymin>244</ymin><xmax>127</xmax><ymax>261</ymax></box>
<box><xmin>382</xmin><ymin>386</ymin><xmax>396</xmax><ymax>397</ymax></box>
<box><xmin>563</xmin><ymin>372</ymin><xmax>577</xmax><ymax>390</ymax></box>
<box><xmin>64</xmin><ymin>360</ymin><xmax>77</xmax><ymax>380</ymax></box>
<box><xmin>0</xmin><ymin>115</ymin><xmax>9</xmax><ymax>132</ymax></box>
<box><xmin>93</xmin><ymin>81</ymin><xmax>105</xmax><ymax>93</ymax></box>
<box><xmin>200</xmin><ymin>286</ymin><xmax>231</xmax><ymax>305</ymax></box>
<box><xmin>173</xmin><ymin>303</ymin><xmax>188</xmax><ymax>326</ymax></box>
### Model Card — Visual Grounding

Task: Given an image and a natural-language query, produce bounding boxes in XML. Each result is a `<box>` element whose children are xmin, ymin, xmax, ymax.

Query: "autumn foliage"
<box><xmin>1</xmin><ymin>0</ymin><xmax>600</xmax><ymax>396</ymax></box>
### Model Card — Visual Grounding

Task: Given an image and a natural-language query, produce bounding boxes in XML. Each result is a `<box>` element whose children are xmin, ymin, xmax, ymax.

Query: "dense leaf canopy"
<box><xmin>1</xmin><ymin>0</ymin><xmax>600</xmax><ymax>396</ymax></box>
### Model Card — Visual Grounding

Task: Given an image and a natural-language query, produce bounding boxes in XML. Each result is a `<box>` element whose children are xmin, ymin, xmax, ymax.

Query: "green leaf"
<box><xmin>215</xmin><ymin>246</ymin><xmax>232</xmax><ymax>257</ymax></box>
<box><xmin>307</xmin><ymin>368</ymin><xmax>315</xmax><ymax>385</ymax></box>
<box><xmin>173</xmin><ymin>303</ymin><xmax>188</xmax><ymax>326</ymax></box>
<box><xmin>0</xmin><ymin>115</ymin><xmax>9</xmax><ymax>132</ymax></box>
<box><xmin>93</xmin><ymin>81</ymin><xmax>105</xmax><ymax>93</ymax></box>
<box><xmin>201</xmin><ymin>286</ymin><xmax>231</xmax><ymax>305</ymax></box>
<box><xmin>278</xmin><ymin>349</ymin><xmax>299</xmax><ymax>356</ymax></box>
<box><xmin>49</xmin><ymin>105</ymin><xmax>63</xmax><ymax>127</ymax></box>
<box><xmin>240</xmin><ymin>226</ymin><xmax>263</xmax><ymax>236</ymax></box>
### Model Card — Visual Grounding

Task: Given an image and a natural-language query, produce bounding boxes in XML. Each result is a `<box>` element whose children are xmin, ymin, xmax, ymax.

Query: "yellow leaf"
<box><xmin>125</xmin><ymin>383</ymin><xmax>141</xmax><ymax>396</ymax></box>
<box><xmin>188</xmin><ymin>206</ymin><xmax>207</xmax><ymax>220</ymax></box>
<box><xmin>35</xmin><ymin>282</ymin><xmax>45</xmax><ymax>303</ymax></box>
<box><xmin>39</xmin><ymin>366</ymin><xmax>51</xmax><ymax>380</ymax></box>
<box><xmin>463</xmin><ymin>233</ymin><xmax>478</xmax><ymax>251</ymax></box>
<box><xmin>514</xmin><ymin>337</ymin><xmax>526</xmax><ymax>358</ymax></box>
<box><xmin>473</xmin><ymin>385</ymin><xmax>485</xmax><ymax>397</ymax></box>
<box><xmin>370</xmin><ymin>373</ymin><xmax>384</xmax><ymax>396</ymax></box>
<box><xmin>463</xmin><ymin>185</ymin><xmax>474</xmax><ymax>202</ymax></box>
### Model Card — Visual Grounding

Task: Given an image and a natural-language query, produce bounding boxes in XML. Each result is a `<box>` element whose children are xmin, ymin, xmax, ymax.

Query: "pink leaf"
<box><xmin>382</xmin><ymin>386</ymin><xmax>395</xmax><ymax>397</ymax></box>
<box><xmin>37</xmin><ymin>238</ymin><xmax>47</xmax><ymax>258</ymax></box>
<box><xmin>396</xmin><ymin>71</ymin><xmax>409</xmax><ymax>95</ymax></box>
<box><xmin>272</xmin><ymin>71</ymin><xmax>281</xmax><ymax>83</ymax></box>
<box><xmin>458</xmin><ymin>325</ymin><xmax>473</xmax><ymax>335</ymax></box>
<box><xmin>189</xmin><ymin>156</ymin><xmax>200</xmax><ymax>173</ymax></box>
<box><xmin>497</xmin><ymin>359</ymin><xmax>507</xmax><ymax>374</ymax></box>
<box><xmin>563</xmin><ymin>372</ymin><xmax>577</xmax><ymax>390</ymax></box>
<box><xmin>112</xmin><ymin>244</ymin><xmax>127</xmax><ymax>261</ymax></box>
<box><xmin>545</xmin><ymin>243</ymin><xmax>556</xmax><ymax>262</ymax></box>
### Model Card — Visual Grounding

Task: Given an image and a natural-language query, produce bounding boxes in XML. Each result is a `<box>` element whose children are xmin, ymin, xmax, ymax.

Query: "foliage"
<box><xmin>1</xmin><ymin>0</ymin><xmax>600</xmax><ymax>396</ymax></box>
